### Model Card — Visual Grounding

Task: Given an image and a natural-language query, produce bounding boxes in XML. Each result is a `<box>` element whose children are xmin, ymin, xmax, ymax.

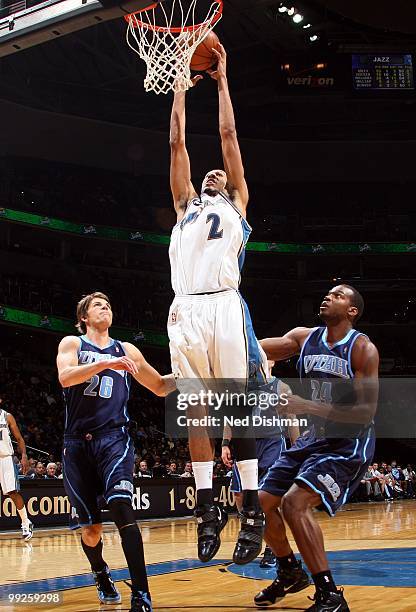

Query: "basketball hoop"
<box><xmin>125</xmin><ymin>0</ymin><xmax>223</xmax><ymax>95</ymax></box>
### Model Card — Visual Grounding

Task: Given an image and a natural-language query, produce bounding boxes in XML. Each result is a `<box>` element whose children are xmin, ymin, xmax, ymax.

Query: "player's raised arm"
<box><xmin>7</xmin><ymin>413</ymin><xmax>28</xmax><ymax>475</ymax></box>
<box><xmin>57</xmin><ymin>336</ymin><xmax>138</xmax><ymax>388</ymax></box>
<box><xmin>123</xmin><ymin>342</ymin><xmax>176</xmax><ymax>397</ymax></box>
<box><xmin>169</xmin><ymin>90</ymin><xmax>198</xmax><ymax>219</ymax></box>
<box><xmin>260</xmin><ymin>327</ymin><xmax>312</xmax><ymax>362</ymax></box>
<box><xmin>208</xmin><ymin>43</ymin><xmax>248</xmax><ymax>214</ymax></box>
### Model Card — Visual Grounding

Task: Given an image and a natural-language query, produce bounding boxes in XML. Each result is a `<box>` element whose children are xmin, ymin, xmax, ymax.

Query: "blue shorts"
<box><xmin>231</xmin><ymin>436</ymin><xmax>287</xmax><ymax>493</ymax></box>
<box><xmin>260</xmin><ymin>428</ymin><xmax>375</xmax><ymax>516</ymax></box>
<box><xmin>63</xmin><ymin>429</ymin><xmax>134</xmax><ymax>529</ymax></box>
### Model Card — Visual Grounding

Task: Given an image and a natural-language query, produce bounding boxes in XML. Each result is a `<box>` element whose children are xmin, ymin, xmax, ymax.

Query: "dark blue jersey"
<box><xmin>63</xmin><ymin>336</ymin><xmax>131</xmax><ymax>436</ymax></box>
<box><xmin>297</xmin><ymin>326</ymin><xmax>368</xmax><ymax>437</ymax></box>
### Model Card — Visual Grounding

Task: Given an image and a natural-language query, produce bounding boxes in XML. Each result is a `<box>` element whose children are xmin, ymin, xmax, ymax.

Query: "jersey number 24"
<box><xmin>311</xmin><ymin>379</ymin><xmax>332</xmax><ymax>404</ymax></box>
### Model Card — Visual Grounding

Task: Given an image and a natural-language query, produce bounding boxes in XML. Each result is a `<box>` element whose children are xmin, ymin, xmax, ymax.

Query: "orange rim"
<box><xmin>124</xmin><ymin>0</ymin><xmax>223</xmax><ymax>33</ymax></box>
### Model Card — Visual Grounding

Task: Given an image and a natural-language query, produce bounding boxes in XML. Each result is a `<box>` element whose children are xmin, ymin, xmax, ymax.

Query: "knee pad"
<box><xmin>108</xmin><ymin>499</ymin><xmax>137</xmax><ymax>532</ymax></box>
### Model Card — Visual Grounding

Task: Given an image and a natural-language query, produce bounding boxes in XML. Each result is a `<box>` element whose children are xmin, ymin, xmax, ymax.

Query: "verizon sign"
<box><xmin>282</xmin><ymin>62</ymin><xmax>336</xmax><ymax>89</ymax></box>
<box><xmin>287</xmin><ymin>75</ymin><xmax>335</xmax><ymax>87</ymax></box>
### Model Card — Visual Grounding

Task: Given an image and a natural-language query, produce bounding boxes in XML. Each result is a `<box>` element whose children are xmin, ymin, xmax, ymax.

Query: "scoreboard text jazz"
<box><xmin>352</xmin><ymin>54</ymin><xmax>414</xmax><ymax>90</ymax></box>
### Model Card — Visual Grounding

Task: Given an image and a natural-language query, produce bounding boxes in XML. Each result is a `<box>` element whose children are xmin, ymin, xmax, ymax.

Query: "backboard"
<box><xmin>0</xmin><ymin>0</ymin><xmax>159</xmax><ymax>56</ymax></box>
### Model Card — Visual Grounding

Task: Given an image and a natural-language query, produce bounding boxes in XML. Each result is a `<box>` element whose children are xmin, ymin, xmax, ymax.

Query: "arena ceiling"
<box><xmin>0</xmin><ymin>0</ymin><xmax>415</xmax><ymax>139</ymax></box>
<box><xmin>315</xmin><ymin>0</ymin><xmax>416</xmax><ymax>36</ymax></box>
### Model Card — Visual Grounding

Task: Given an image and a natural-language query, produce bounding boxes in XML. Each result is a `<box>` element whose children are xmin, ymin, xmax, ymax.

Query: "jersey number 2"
<box><xmin>84</xmin><ymin>375</ymin><xmax>114</xmax><ymax>399</ymax></box>
<box><xmin>206</xmin><ymin>213</ymin><xmax>223</xmax><ymax>240</ymax></box>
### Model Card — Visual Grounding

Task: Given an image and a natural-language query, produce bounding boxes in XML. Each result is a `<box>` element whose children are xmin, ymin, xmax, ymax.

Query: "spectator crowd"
<box><xmin>16</xmin><ymin>452</ymin><xmax>416</xmax><ymax>506</ymax></box>
<box><xmin>357</xmin><ymin>461</ymin><xmax>416</xmax><ymax>502</ymax></box>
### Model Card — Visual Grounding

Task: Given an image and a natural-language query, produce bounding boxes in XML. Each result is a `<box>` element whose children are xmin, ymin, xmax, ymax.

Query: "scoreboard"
<box><xmin>352</xmin><ymin>54</ymin><xmax>414</xmax><ymax>90</ymax></box>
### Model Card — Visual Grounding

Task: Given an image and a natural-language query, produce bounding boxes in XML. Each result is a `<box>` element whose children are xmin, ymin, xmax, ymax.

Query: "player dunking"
<box><xmin>168</xmin><ymin>43</ymin><xmax>267</xmax><ymax>564</ymax></box>
<box><xmin>0</xmin><ymin>398</ymin><xmax>33</xmax><ymax>540</ymax></box>
<box><xmin>254</xmin><ymin>285</ymin><xmax>379</xmax><ymax>612</ymax></box>
<box><xmin>57</xmin><ymin>292</ymin><xmax>175</xmax><ymax>612</ymax></box>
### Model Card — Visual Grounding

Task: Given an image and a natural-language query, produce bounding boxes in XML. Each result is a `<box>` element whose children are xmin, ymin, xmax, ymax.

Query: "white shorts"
<box><xmin>167</xmin><ymin>289</ymin><xmax>267</xmax><ymax>382</ymax></box>
<box><xmin>0</xmin><ymin>455</ymin><xmax>20</xmax><ymax>494</ymax></box>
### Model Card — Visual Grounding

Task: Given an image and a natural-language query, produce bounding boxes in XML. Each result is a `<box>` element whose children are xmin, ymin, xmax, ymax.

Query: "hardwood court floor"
<box><xmin>1</xmin><ymin>500</ymin><xmax>416</xmax><ymax>611</ymax></box>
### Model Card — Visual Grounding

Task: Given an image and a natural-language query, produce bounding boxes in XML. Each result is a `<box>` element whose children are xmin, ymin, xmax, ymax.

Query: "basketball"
<box><xmin>190</xmin><ymin>31</ymin><xmax>220</xmax><ymax>72</ymax></box>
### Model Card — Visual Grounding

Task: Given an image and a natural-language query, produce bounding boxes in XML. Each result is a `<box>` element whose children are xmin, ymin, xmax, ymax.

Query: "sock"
<box><xmin>312</xmin><ymin>570</ymin><xmax>337</xmax><ymax>593</ymax></box>
<box><xmin>277</xmin><ymin>551</ymin><xmax>297</xmax><ymax>570</ymax></box>
<box><xmin>81</xmin><ymin>538</ymin><xmax>106</xmax><ymax>573</ymax></box>
<box><xmin>242</xmin><ymin>489</ymin><xmax>259</xmax><ymax>510</ymax></box>
<box><xmin>235</xmin><ymin>459</ymin><xmax>258</xmax><ymax>490</ymax></box>
<box><xmin>197</xmin><ymin>488</ymin><xmax>214</xmax><ymax>506</ymax></box>
<box><xmin>193</xmin><ymin>461</ymin><xmax>213</xmax><ymax>506</ymax></box>
<box><xmin>17</xmin><ymin>506</ymin><xmax>29</xmax><ymax>527</ymax></box>
<box><xmin>120</xmin><ymin>525</ymin><xmax>149</xmax><ymax>593</ymax></box>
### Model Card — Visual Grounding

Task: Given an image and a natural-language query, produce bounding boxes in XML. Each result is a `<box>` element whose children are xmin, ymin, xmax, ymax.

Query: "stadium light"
<box><xmin>309</xmin><ymin>34</ymin><xmax>319</xmax><ymax>42</ymax></box>
<box><xmin>287</xmin><ymin>7</ymin><xmax>295</xmax><ymax>16</ymax></box>
<box><xmin>293</xmin><ymin>13</ymin><xmax>304</xmax><ymax>23</ymax></box>
<box><xmin>303</xmin><ymin>23</ymin><xmax>312</xmax><ymax>29</ymax></box>
<box><xmin>278</xmin><ymin>4</ymin><xmax>288</xmax><ymax>12</ymax></box>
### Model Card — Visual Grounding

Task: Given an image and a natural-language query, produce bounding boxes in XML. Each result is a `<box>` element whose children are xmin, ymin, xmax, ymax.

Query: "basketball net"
<box><xmin>125</xmin><ymin>0</ymin><xmax>223</xmax><ymax>95</ymax></box>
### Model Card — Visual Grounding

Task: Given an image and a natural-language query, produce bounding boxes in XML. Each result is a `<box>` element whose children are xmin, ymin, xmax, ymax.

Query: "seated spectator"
<box><xmin>24</xmin><ymin>458</ymin><xmax>37</xmax><ymax>477</ymax></box>
<box><xmin>55</xmin><ymin>461</ymin><xmax>63</xmax><ymax>478</ymax></box>
<box><xmin>391</xmin><ymin>461</ymin><xmax>405</xmax><ymax>486</ymax></box>
<box><xmin>135</xmin><ymin>460</ymin><xmax>152</xmax><ymax>478</ymax></box>
<box><xmin>213</xmin><ymin>460</ymin><xmax>228</xmax><ymax>479</ymax></box>
<box><xmin>403</xmin><ymin>464</ymin><xmax>416</xmax><ymax>498</ymax></box>
<box><xmin>371</xmin><ymin>462</ymin><xmax>387</xmax><ymax>496</ymax></box>
<box><xmin>29</xmin><ymin>461</ymin><xmax>46</xmax><ymax>479</ymax></box>
<box><xmin>371</xmin><ymin>462</ymin><xmax>381</xmax><ymax>478</ymax></box>
<box><xmin>45</xmin><ymin>463</ymin><xmax>58</xmax><ymax>479</ymax></box>
<box><xmin>151</xmin><ymin>456</ymin><xmax>167</xmax><ymax>478</ymax></box>
<box><xmin>166</xmin><ymin>461</ymin><xmax>180</xmax><ymax>477</ymax></box>
<box><xmin>180</xmin><ymin>461</ymin><xmax>193</xmax><ymax>478</ymax></box>
<box><xmin>387</xmin><ymin>465</ymin><xmax>404</xmax><ymax>497</ymax></box>
<box><xmin>380</xmin><ymin>468</ymin><xmax>395</xmax><ymax>500</ymax></box>
<box><xmin>360</xmin><ymin>468</ymin><xmax>383</xmax><ymax>501</ymax></box>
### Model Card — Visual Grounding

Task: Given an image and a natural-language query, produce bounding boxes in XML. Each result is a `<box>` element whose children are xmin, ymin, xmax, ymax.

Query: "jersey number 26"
<box><xmin>84</xmin><ymin>375</ymin><xmax>114</xmax><ymax>399</ymax></box>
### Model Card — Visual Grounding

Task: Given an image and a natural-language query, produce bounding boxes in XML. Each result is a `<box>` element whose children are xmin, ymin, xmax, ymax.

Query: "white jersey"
<box><xmin>169</xmin><ymin>192</ymin><xmax>251</xmax><ymax>295</ymax></box>
<box><xmin>0</xmin><ymin>409</ymin><xmax>13</xmax><ymax>458</ymax></box>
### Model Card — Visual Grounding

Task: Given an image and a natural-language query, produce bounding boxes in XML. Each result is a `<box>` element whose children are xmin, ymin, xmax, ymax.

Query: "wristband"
<box><xmin>221</xmin><ymin>439</ymin><xmax>230</xmax><ymax>447</ymax></box>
